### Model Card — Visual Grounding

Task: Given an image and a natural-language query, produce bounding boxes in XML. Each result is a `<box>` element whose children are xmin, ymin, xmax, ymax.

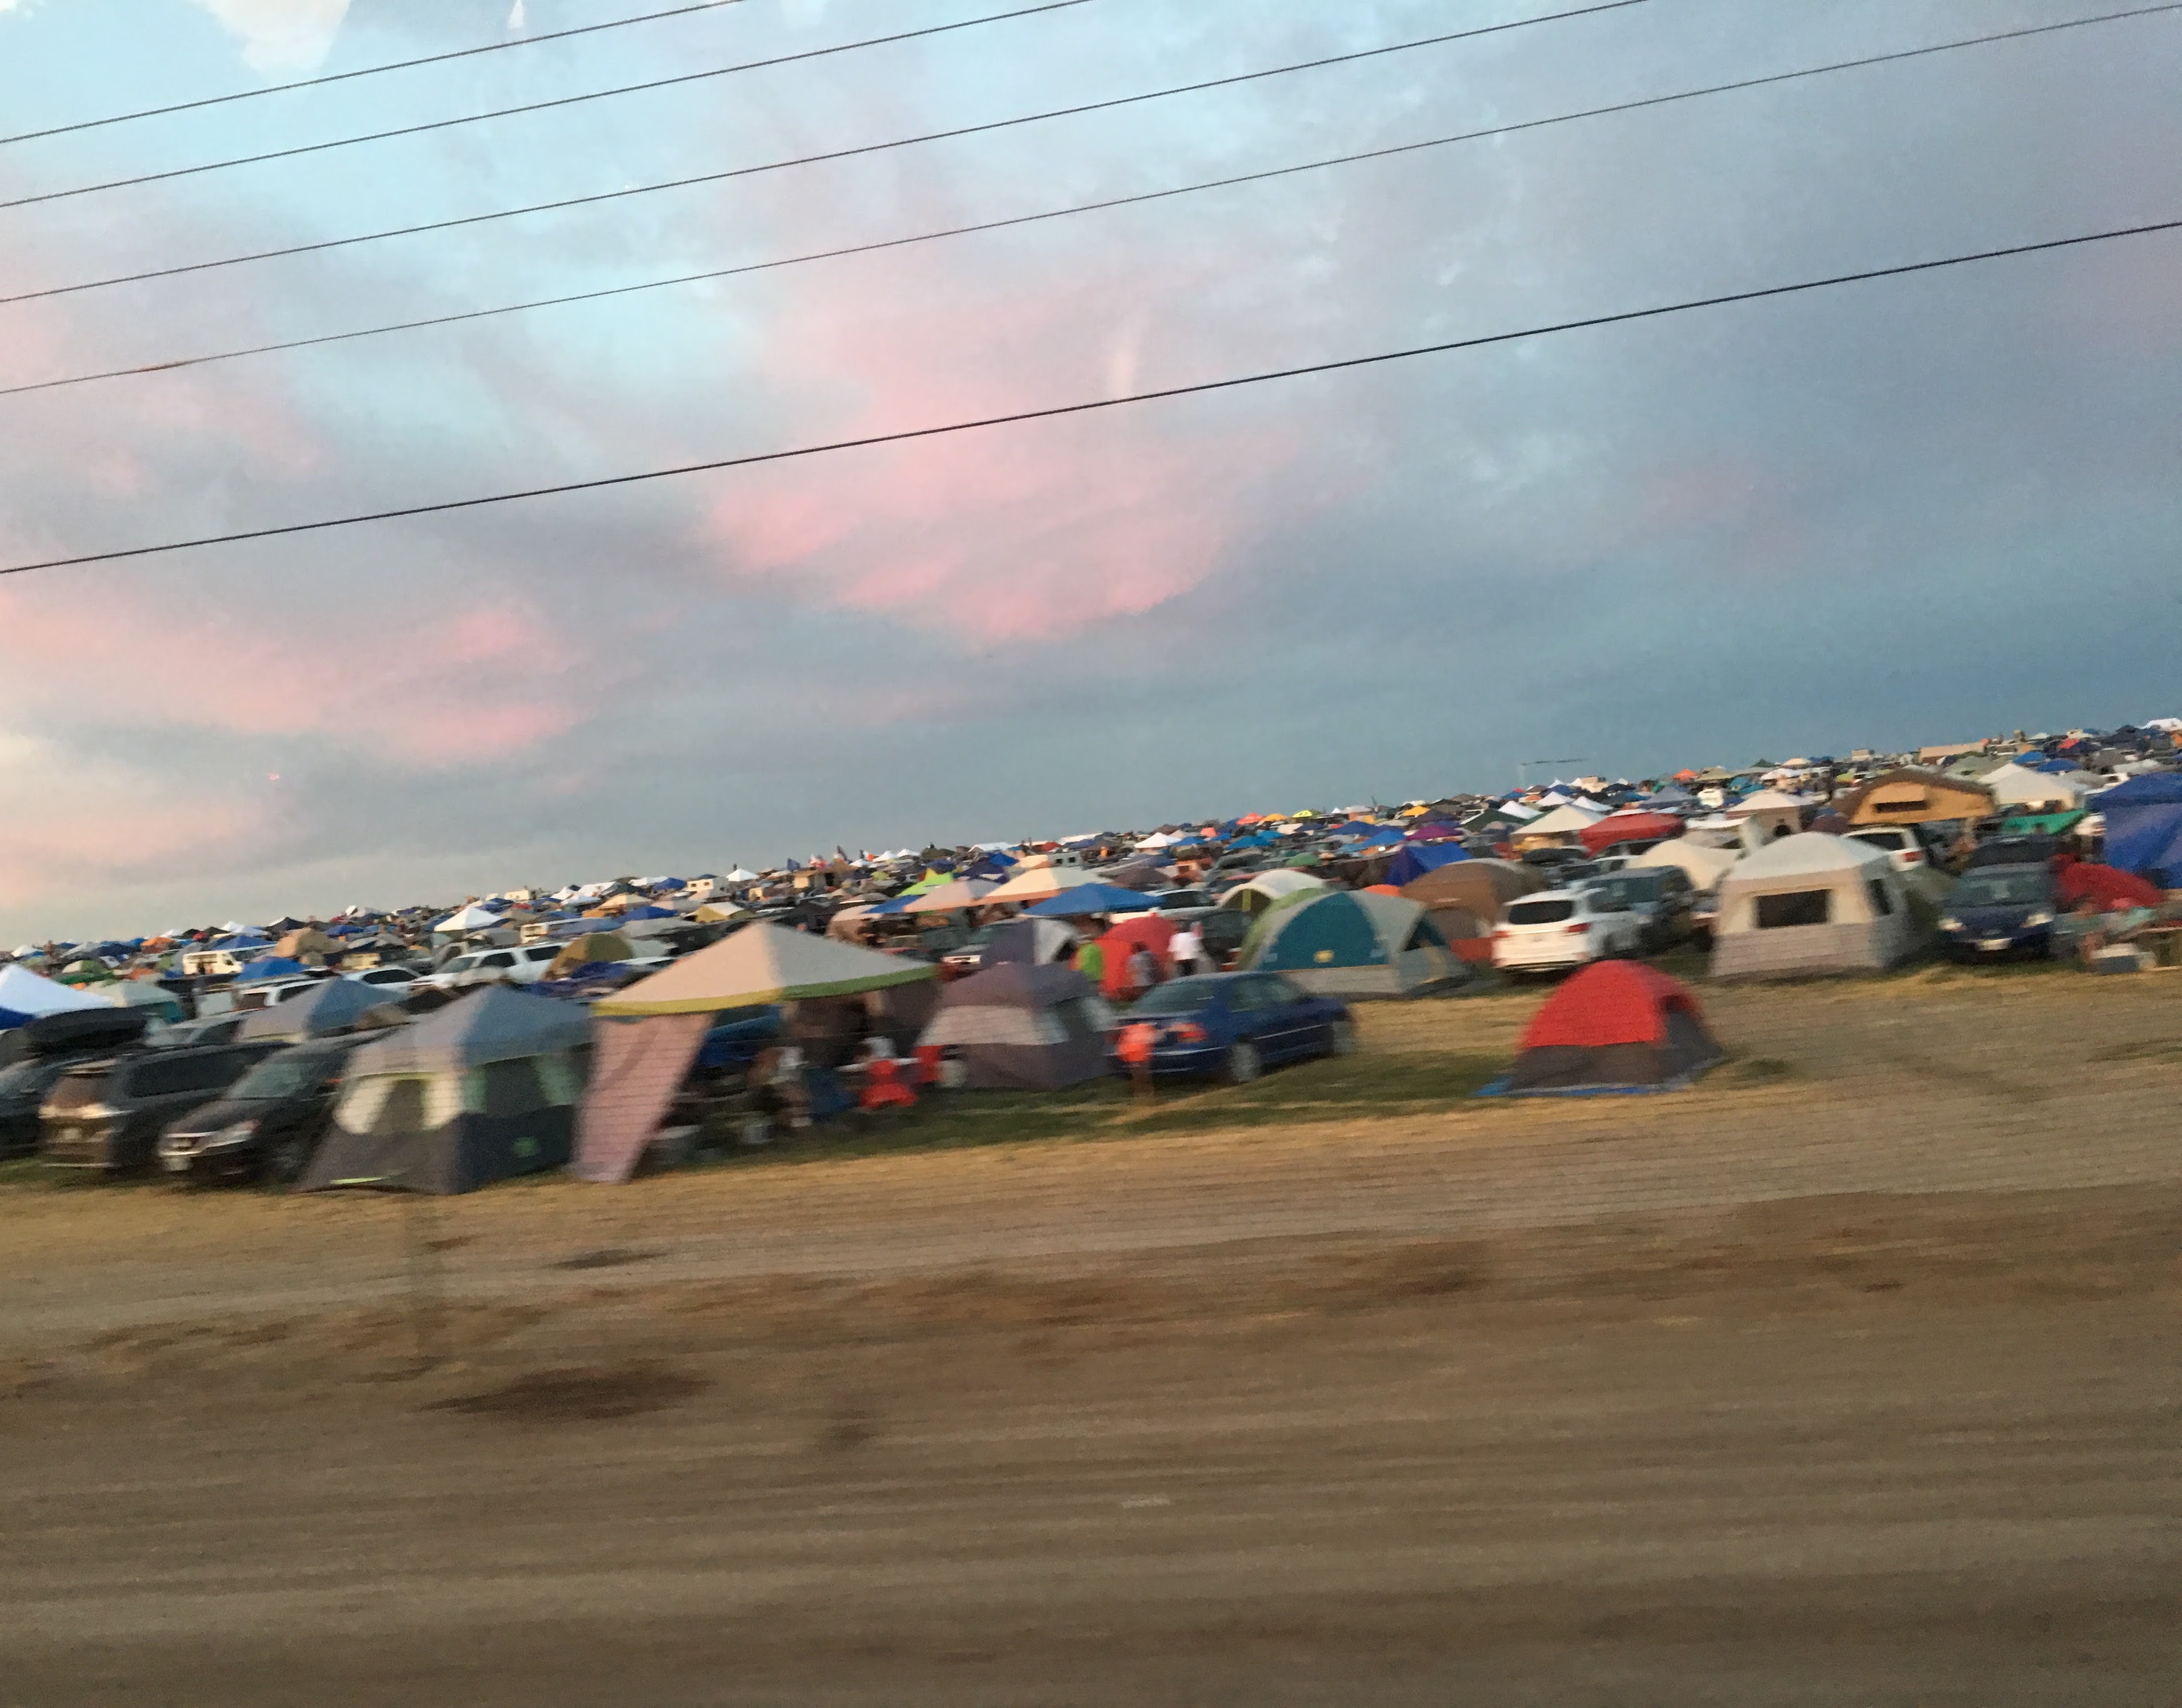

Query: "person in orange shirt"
<box><xmin>1116</xmin><ymin>1020</ymin><xmax>1157</xmax><ymax>1105</ymax></box>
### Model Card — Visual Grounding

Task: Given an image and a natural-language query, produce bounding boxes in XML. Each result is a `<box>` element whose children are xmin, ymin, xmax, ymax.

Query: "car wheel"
<box><xmin>1222</xmin><ymin>1041</ymin><xmax>1262</xmax><ymax>1085</ymax></box>
<box><xmin>265</xmin><ymin>1133</ymin><xmax>311</xmax><ymax>1186</ymax></box>
<box><xmin>1325</xmin><ymin>1017</ymin><xmax>1357</xmax><ymax>1058</ymax></box>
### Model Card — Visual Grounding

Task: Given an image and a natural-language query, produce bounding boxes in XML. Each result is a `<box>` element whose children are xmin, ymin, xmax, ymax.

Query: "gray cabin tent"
<box><xmin>300</xmin><ymin>986</ymin><xmax>590</xmax><ymax>1194</ymax></box>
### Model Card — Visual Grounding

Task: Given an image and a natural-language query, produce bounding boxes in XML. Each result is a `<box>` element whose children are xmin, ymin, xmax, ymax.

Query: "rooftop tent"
<box><xmin>1836</xmin><ymin>768</ymin><xmax>1996</xmax><ymax>827</ymax></box>
<box><xmin>0</xmin><ymin>963</ymin><xmax>113</xmax><ymax>1030</ymax></box>
<box><xmin>1577</xmin><ymin>810</ymin><xmax>1683</xmax><ymax>856</ymax></box>
<box><xmin>1710</xmin><ymin>833</ymin><xmax>1915</xmax><ymax>977</ymax></box>
<box><xmin>237</xmin><ymin>976</ymin><xmax>393</xmax><ymax>1042</ymax></box>
<box><xmin>1381</xmin><ymin>843</ymin><xmax>1471</xmax><ymax>888</ymax></box>
<box><xmin>1237</xmin><ymin>889</ymin><xmax>1463</xmax><ymax>998</ymax></box>
<box><xmin>915</xmin><ymin>963</ymin><xmax>1115</xmax><ymax>1090</ymax></box>
<box><xmin>1217</xmin><ymin>870</ymin><xmax>1330</xmax><ymax>917</ymax></box>
<box><xmin>978</xmin><ymin>917</ymin><xmax>1080</xmax><ymax>968</ymax></box>
<box><xmin>594</xmin><ymin>922</ymin><xmax>935</xmax><ymax>1016</ymax></box>
<box><xmin>301</xmin><ymin>987</ymin><xmax>592</xmax><ymax>1195</ymax></box>
<box><xmin>2092</xmin><ymin>773</ymin><xmax>2182</xmax><ymax>885</ymax></box>
<box><xmin>1628</xmin><ymin>839</ymin><xmax>1740</xmax><ymax>891</ymax></box>
<box><xmin>903</xmin><ymin>878</ymin><xmax>998</xmax><ymax>914</ymax></box>
<box><xmin>1024</xmin><ymin>883</ymin><xmax>1158</xmax><ymax>918</ymax></box>
<box><xmin>1479</xmin><ymin>961</ymin><xmax>1725</xmax><ymax>1096</ymax></box>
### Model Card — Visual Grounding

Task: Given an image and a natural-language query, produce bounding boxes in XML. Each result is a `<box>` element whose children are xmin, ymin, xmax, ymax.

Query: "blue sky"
<box><xmin>0</xmin><ymin>0</ymin><xmax>2177</xmax><ymax>938</ymax></box>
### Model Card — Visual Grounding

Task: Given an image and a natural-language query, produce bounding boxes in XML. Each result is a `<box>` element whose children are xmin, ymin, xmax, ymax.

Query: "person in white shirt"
<box><xmin>1168</xmin><ymin>924</ymin><xmax>1207</xmax><ymax>977</ymax></box>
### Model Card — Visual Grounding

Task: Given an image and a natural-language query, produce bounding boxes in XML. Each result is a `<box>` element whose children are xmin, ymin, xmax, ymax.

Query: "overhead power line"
<box><xmin>4</xmin><ymin>216</ymin><xmax>2172</xmax><ymax>580</ymax></box>
<box><xmin>3</xmin><ymin>3</ymin><xmax>2166</xmax><ymax>402</ymax></box>
<box><xmin>0</xmin><ymin>0</ymin><xmax>1101</xmax><ymax>213</ymax></box>
<box><xmin>0</xmin><ymin>1</ymin><xmax>755</xmax><ymax>148</ymax></box>
<box><xmin>0</xmin><ymin>0</ymin><xmax>1646</xmax><ymax>308</ymax></box>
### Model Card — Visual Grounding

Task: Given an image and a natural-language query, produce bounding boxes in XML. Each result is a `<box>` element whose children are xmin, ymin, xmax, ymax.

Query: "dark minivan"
<box><xmin>40</xmin><ymin>1042</ymin><xmax>281</xmax><ymax>1173</ymax></box>
<box><xmin>158</xmin><ymin>1036</ymin><xmax>369</xmax><ymax>1185</ymax></box>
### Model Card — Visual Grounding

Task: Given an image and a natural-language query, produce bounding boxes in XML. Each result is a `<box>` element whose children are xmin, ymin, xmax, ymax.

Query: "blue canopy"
<box><xmin>2094</xmin><ymin>773</ymin><xmax>2182</xmax><ymax>884</ymax></box>
<box><xmin>210</xmin><ymin>933</ymin><xmax>271</xmax><ymax>952</ymax></box>
<box><xmin>234</xmin><ymin>956</ymin><xmax>307</xmax><ymax>983</ymax></box>
<box><xmin>616</xmin><ymin>904</ymin><xmax>676</xmax><ymax>921</ymax></box>
<box><xmin>1383</xmin><ymin>843</ymin><xmax>1471</xmax><ymax>886</ymax></box>
<box><xmin>1024</xmin><ymin>884</ymin><xmax>1158</xmax><ymax>917</ymax></box>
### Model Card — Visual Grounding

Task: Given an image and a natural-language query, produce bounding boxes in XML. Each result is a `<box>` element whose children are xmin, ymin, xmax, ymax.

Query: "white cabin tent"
<box><xmin>1628</xmin><ymin>839</ymin><xmax>1739</xmax><ymax>891</ymax></box>
<box><xmin>1710</xmin><ymin>833</ymin><xmax>1914</xmax><ymax>977</ymax></box>
<box><xmin>1723</xmin><ymin>789</ymin><xmax>1812</xmax><ymax>847</ymax></box>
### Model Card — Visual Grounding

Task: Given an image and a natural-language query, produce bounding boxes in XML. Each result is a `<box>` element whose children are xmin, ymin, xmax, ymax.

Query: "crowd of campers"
<box><xmin>5</xmin><ymin>719</ymin><xmax>2181</xmax><ymax>1194</ymax></box>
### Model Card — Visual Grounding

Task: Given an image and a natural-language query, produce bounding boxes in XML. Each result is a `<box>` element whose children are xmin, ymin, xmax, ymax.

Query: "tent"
<box><xmin>980</xmin><ymin>862</ymin><xmax>1096</xmax><ymax>906</ymax></box>
<box><xmin>1023</xmin><ymin>883</ymin><xmax>1157</xmax><ymax>918</ymax></box>
<box><xmin>1980</xmin><ymin>761</ymin><xmax>2095</xmax><ymax>812</ymax></box>
<box><xmin>1997</xmin><ymin>809</ymin><xmax>2086</xmax><ymax>839</ymax></box>
<box><xmin>1628</xmin><ymin>839</ymin><xmax>1740</xmax><ymax>891</ymax></box>
<box><xmin>433</xmin><ymin>904</ymin><xmax>502</xmax><ymax>935</ymax></box>
<box><xmin>915</xmin><ymin>963</ymin><xmax>1115</xmax><ymax>1090</ymax></box>
<box><xmin>2054</xmin><ymin>861</ymin><xmax>2163</xmax><ymax>911</ymax></box>
<box><xmin>235</xmin><ymin>957</ymin><xmax>308</xmax><ymax>984</ymax></box>
<box><xmin>1835</xmin><ymin>769</ymin><xmax>1995</xmax><ymax>827</ymax></box>
<box><xmin>978</xmin><ymin>917</ymin><xmax>1080</xmax><ymax>968</ymax></box>
<box><xmin>1091</xmin><ymin>914</ymin><xmax>1178</xmax><ymax>998</ymax></box>
<box><xmin>273</xmin><ymin>928</ymin><xmax>342</xmax><ymax>965</ymax></box>
<box><xmin>1577</xmin><ymin>811</ymin><xmax>1682</xmax><ymax>856</ymax></box>
<box><xmin>546</xmin><ymin>931</ymin><xmax>635</xmax><ymax>980</ymax></box>
<box><xmin>1720</xmin><ymin>789</ymin><xmax>1814</xmax><ymax>842</ymax></box>
<box><xmin>0</xmin><ymin>963</ymin><xmax>113</xmax><ymax>1030</ymax></box>
<box><xmin>2092</xmin><ymin>773</ymin><xmax>2182</xmax><ymax>885</ymax></box>
<box><xmin>1479</xmin><ymin>962</ymin><xmax>1724</xmax><ymax>1096</ymax></box>
<box><xmin>301</xmin><ymin>987</ymin><xmax>592</xmax><ymax>1195</ymax></box>
<box><xmin>692</xmin><ymin>902</ymin><xmax>752</xmax><ymax>926</ymax></box>
<box><xmin>903</xmin><ymin>879</ymin><xmax>997</xmax><ymax>915</ymax></box>
<box><xmin>594</xmin><ymin>922</ymin><xmax>934</xmax><ymax>1016</ymax></box>
<box><xmin>56</xmin><ymin>958</ymin><xmax>116</xmax><ymax>985</ymax></box>
<box><xmin>1380</xmin><ymin>843</ymin><xmax>1469</xmax><ymax>888</ymax></box>
<box><xmin>1237</xmin><ymin>890</ymin><xmax>1463</xmax><ymax>997</ymax></box>
<box><xmin>1710</xmin><ymin>834</ymin><xmax>1915</xmax><ymax>977</ymax></box>
<box><xmin>99</xmin><ymin>980</ymin><xmax>187</xmax><ymax>1024</ymax></box>
<box><xmin>1217</xmin><ymin>870</ymin><xmax>1330</xmax><ymax>917</ymax></box>
<box><xmin>238</xmin><ymin>976</ymin><xmax>394</xmax><ymax>1042</ymax></box>
<box><xmin>1511</xmin><ymin>803</ymin><xmax>1602</xmax><ymax>847</ymax></box>
<box><xmin>1398</xmin><ymin>859</ymin><xmax>1546</xmax><ymax>961</ymax></box>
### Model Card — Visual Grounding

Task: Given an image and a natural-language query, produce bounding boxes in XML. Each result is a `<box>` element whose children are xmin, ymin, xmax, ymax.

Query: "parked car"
<box><xmin>152</xmin><ymin>1012</ymin><xmax>248</xmax><ymax>1050</ymax></box>
<box><xmin>344</xmin><ymin>965</ymin><xmax>424</xmax><ymax>991</ymax></box>
<box><xmin>39</xmin><ymin>1042</ymin><xmax>284</xmax><ymax>1173</ymax></box>
<box><xmin>158</xmin><ymin>1035</ymin><xmax>373</xmax><ymax>1184</ymax></box>
<box><xmin>1935</xmin><ymin>864</ymin><xmax>2059</xmax><ymax>961</ymax></box>
<box><xmin>1580</xmin><ymin>868</ymin><xmax>1697</xmax><ymax>951</ymax></box>
<box><xmin>420</xmin><ymin>942</ymin><xmax>561</xmax><ymax>993</ymax></box>
<box><xmin>230</xmin><ymin>973</ymin><xmax>336</xmax><ymax>1012</ymax></box>
<box><xmin>941</xmin><ymin>922</ymin><xmax>1003</xmax><ymax>976</ymax></box>
<box><xmin>1153</xmin><ymin>888</ymin><xmax>1217</xmax><ymax>915</ymax></box>
<box><xmin>1491</xmin><ymin>887</ymin><xmax>1646</xmax><ymax>977</ymax></box>
<box><xmin>1963</xmin><ymin>834</ymin><xmax>2062</xmax><ymax>873</ymax></box>
<box><xmin>0</xmin><ymin>1046</ymin><xmax>135</xmax><ymax>1158</ymax></box>
<box><xmin>1844</xmin><ymin>825</ymin><xmax>1935</xmax><ymax>876</ymax></box>
<box><xmin>1519</xmin><ymin>847</ymin><xmax>1597</xmax><ymax>884</ymax></box>
<box><xmin>1112</xmin><ymin>972</ymin><xmax>1353</xmax><ymax>1084</ymax></box>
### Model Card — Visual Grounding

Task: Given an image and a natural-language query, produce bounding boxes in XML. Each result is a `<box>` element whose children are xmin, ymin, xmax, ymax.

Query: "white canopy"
<box><xmin>434</xmin><ymin>904</ymin><xmax>501</xmax><ymax>934</ymax></box>
<box><xmin>0</xmin><ymin>963</ymin><xmax>112</xmax><ymax>1024</ymax></box>
<box><xmin>1522</xmin><ymin>803</ymin><xmax>1604</xmax><ymax>838</ymax></box>
<box><xmin>1980</xmin><ymin>762</ymin><xmax>2096</xmax><ymax>810</ymax></box>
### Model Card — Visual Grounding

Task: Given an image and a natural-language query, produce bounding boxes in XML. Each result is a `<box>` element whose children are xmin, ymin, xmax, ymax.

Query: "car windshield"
<box><xmin>1129</xmin><ymin>978</ymin><xmax>1224</xmax><ymax>1016</ymax></box>
<box><xmin>230</xmin><ymin>1048</ymin><xmax>340</xmax><ymax>1101</ymax></box>
<box><xmin>0</xmin><ymin>1058</ymin><xmax>65</xmax><ymax>1103</ymax></box>
<box><xmin>1507</xmin><ymin>898</ymin><xmax>1576</xmax><ymax>925</ymax></box>
<box><xmin>1954</xmin><ymin>870</ymin><xmax>2051</xmax><ymax>908</ymax></box>
<box><xmin>1585</xmin><ymin>877</ymin><xmax>1655</xmax><ymax>907</ymax></box>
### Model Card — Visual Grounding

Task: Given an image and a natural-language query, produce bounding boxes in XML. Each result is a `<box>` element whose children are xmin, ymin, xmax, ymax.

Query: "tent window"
<box><xmin>1754</xmin><ymin>890</ymin><xmax>1831</xmax><ymax>929</ymax></box>
<box><xmin>473</xmin><ymin>1058</ymin><xmax>550</xmax><ymax>1120</ymax></box>
<box><xmin>1871</xmin><ymin>797</ymin><xmax>1926</xmax><ymax>815</ymax></box>
<box><xmin>1866</xmin><ymin>878</ymin><xmax>1895</xmax><ymax>917</ymax></box>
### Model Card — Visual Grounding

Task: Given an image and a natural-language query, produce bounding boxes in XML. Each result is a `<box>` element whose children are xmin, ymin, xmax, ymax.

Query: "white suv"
<box><xmin>1844</xmin><ymin>825</ymin><xmax>1931</xmax><ymax>875</ymax></box>
<box><xmin>421</xmin><ymin>943</ymin><xmax>561</xmax><ymax>993</ymax></box>
<box><xmin>1491</xmin><ymin>888</ymin><xmax>1646</xmax><ymax>976</ymax></box>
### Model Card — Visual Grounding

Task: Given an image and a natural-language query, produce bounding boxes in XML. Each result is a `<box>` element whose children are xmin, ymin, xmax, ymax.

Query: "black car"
<box><xmin>158</xmin><ymin>1036</ymin><xmax>370</xmax><ymax>1185</ymax></box>
<box><xmin>1937</xmin><ymin>864</ymin><xmax>2060</xmax><ymax>961</ymax></box>
<box><xmin>39</xmin><ymin>1042</ymin><xmax>282</xmax><ymax>1173</ymax></box>
<box><xmin>1520</xmin><ymin>847</ymin><xmax>1596</xmax><ymax>883</ymax></box>
<box><xmin>0</xmin><ymin>1008</ymin><xmax>152</xmax><ymax>1157</ymax></box>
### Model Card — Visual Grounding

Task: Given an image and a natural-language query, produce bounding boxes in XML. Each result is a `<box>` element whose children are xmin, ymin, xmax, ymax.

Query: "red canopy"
<box><xmin>1577</xmin><ymin>812</ymin><xmax>1683</xmax><ymax>856</ymax></box>
<box><xmin>2055</xmin><ymin>861</ymin><xmax>2163</xmax><ymax>910</ymax></box>
<box><xmin>1520</xmin><ymin>961</ymin><xmax>1704</xmax><ymax>1051</ymax></box>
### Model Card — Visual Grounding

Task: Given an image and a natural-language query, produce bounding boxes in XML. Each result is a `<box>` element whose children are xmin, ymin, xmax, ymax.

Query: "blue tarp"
<box><xmin>2095</xmin><ymin>773</ymin><xmax>2182</xmax><ymax>884</ymax></box>
<box><xmin>1024</xmin><ymin>885</ymin><xmax>1158</xmax><ymax>917</ymax></box>
<box><xmin>234</xmin><ymin>957</ymin><xmax>307</xmax><ymax>983</ymax></box>
<box><xmin>1382</xmin><ymin>843</ymin><xmax>1471</xmax><ymax>887</ymax></box>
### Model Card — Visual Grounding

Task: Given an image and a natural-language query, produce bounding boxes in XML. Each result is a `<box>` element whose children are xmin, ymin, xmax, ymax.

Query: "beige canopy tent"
<box><xmin>594</xmin><ymin>923</ymin><xmax>934</xmax><ymax>1016</ymax></box>
<box><xmin>1629</xmin><ymin>839</ymin><xmax>1740</xmax><ymax>890</ymax></box>
<box><xmin>903</xmin><ymin>879</ymin><xmax>998</xmax><ymax>914</ymax></box>
<box><xmin>979</xmin><ymin>864</ymin><xmax>1097</xmax><ymax>905</ymax></box>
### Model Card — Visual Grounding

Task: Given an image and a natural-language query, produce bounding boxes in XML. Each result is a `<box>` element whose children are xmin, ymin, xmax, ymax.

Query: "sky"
<box><xmin>0</xmin><ymin>0</ymin><xmax>2177</xmax><ymax>941</ymax></box>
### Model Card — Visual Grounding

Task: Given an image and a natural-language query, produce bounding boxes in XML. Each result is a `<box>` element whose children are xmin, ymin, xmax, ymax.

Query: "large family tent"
<box><xmin>1628</xmin><ymin>839</ymin><xmax>1740</xmax><ymax>891</ymax></box>
<box><xmin>593</xmin><ymin>923</ymin><xmax>934</xmax><ymax>1016</ymax></box>
<box><xmin>1720</xmin><ymin>789</ymin><xmax>1812</xmax><ymax>843</ymax></box>
<box><xmin>1217</xmin><ymin>870</ymin><xmax>1330</xmax><ymax>917</ymax></box>
<box><xmin>915</xmin><ymin>964</ymin><xmax>1114</xmax><ymax>1090</ymax></box>
<box><xmin>978</xmin><ymin>917</ymin><xmax>1079</xmax><ymax>967</ymax></box>
<box><xmin>301</xmin><ymin>987</ymin><xmax>592</xmax><ymax>1195</ymax></box>
<box><xmin>1480</xmin><ymin>961</ymin><xmax>1724</xmax><ymax>1095</ymax></box>
<box><xmin>1710</xmin><ymin>834</ymin><xmax>1915</xmax><ymax>977</ymax></box>
<box><xmin>1398</xmin><ymin>859</ymin><xmax>1545</xmax><ymax>961</ymax></box>
<box><xmin>1980</xmin><ymin>761</ymin><xmax>2099</xmax><ymax>813</ymax></box>
<box><xmin>1379</xmin><ymin>843</ymin><xmax>1468</xmax><ymax>888</ymax></box>
<box><xmin>1237</xmin><ymin>890</ymin><xmax>1462</xmax><ymax>997</ymax></box>
<box><xmin>0</xmin><ymin>963</ymin><xmax>110</xmax><ymax>1030</ymax></box>
<box><xmin>1836</xmin><ymin>768</ymin><xmax>1995</xmax><ymax>827</ymax></box>
<box><xmin>237</xmin><ymin>976</ymin><xmax>389</xmax><ymax>1041</ymax></box>
<box><xmin>2092</xmin><ymin>773</ymin><xmax>2182</xmax><ymax>886</ymax></box>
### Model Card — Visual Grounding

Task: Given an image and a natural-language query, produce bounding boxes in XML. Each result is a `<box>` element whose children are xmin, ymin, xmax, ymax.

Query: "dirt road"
<box><xmin>3</xmin><ymin>974</ymin><xmax>2178</xmax><ymax>1704</ymax></box>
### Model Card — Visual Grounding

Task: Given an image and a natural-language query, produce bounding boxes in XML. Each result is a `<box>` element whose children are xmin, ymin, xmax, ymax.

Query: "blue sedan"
<box><xmin>1936</xmin><ymin>864</ymin><xmax>2058</xmax><ymax>961</ymax></box>
<box><xmin>1112</xmin><ymin>973</ymin><xmax>1355</xmax><ymax>1084</ymax></box>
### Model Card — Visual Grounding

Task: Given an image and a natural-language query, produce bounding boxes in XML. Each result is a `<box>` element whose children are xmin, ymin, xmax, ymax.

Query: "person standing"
<box><xmin>1168</xmin><ymin>922</ymin><xmax>1206</xmax><ymax>978</ymax></box>
<box><xmin>1122</xmin><ymin>941</ymin><xmax>1163</xmax><ymax>1003</ymax></box>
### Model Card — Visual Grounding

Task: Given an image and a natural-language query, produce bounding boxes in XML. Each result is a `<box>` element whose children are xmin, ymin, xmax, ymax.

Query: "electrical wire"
<box><xmin>3</xmin><ymin>3</ymin><xmax>2167</xmax><ymax>400</ymax></box>
<box><xmin>4</xmin><ymin>216</ymin><xmax>2172</xmax><ymax>579</ymax></box>
<box><xmin>0</xmin><ymin>1</ymin><xmax>756</xmax><ymax>148</ymax></box>
<box><xmin>0</xmin><ymin>0</ymin><xmax>1646</xmax><ymax>308</ymax></box>
<box><xmin>0</xmin><ymin>0</ymin><xmax>1101</xmax><ymax>213</ymax></box>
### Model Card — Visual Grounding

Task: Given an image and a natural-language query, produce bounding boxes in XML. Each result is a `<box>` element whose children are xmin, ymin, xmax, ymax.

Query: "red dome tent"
<box><xmin>1480</xmin><ymin>961</ymin><xmax>1724</xmax><ymax>1096</ymax></box>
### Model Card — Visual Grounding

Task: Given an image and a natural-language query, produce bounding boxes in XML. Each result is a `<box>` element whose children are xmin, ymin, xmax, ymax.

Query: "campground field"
<box><xmin>3</xmin><ymin>965</ymin><xmax>2179</xmax><ymax>1705</ymax></box>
